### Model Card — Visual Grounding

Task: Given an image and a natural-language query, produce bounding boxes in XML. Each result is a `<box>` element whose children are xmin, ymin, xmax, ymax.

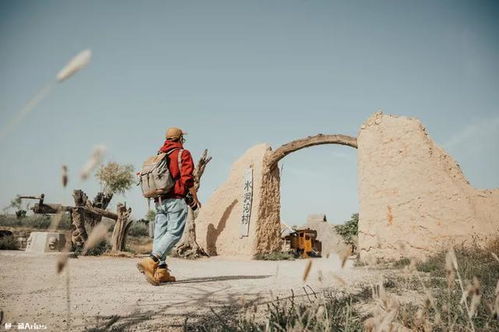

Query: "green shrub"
<box><xmin>96</xmin><ymin>162</ymin><xmax>135</xmax><ymax>195</ymax></box>
<box><xmin>334</xmin><ymin>213</ymin><xmax>358</xmax><ymax>247</ymax></box>
<box><xmin>0</xmin><ymin>236</ymin><xmax>19</xmax><ymax>250</ymax></box>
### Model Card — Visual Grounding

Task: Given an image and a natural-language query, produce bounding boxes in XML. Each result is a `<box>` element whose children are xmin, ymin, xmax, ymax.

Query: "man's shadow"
<box><xmin>166</xmin><ymin>274</ymin><xmax>271</xmax><ymax>285</ymax></box>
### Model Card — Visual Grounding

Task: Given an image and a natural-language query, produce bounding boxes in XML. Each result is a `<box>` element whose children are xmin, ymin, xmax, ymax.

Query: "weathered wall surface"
<box><xmin>195</xmin><ymin>144</ymin><xmax>281</xmax><ymax>256</ymax></box>
<box><xmin>358</xmin><ymin>113</ymin><xmax>499</xmax><ymax>261</ymax></box>
<box><xmin>196</xmin><ymin>112</ymin><xmax>498</xmax><ymax>259</ymax></box>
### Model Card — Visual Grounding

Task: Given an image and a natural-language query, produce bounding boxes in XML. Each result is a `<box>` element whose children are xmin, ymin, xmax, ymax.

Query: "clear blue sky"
<box><xmin>1</xmin><ymin>0</ymin><xmax>498</xmax><ymax>225</ymax></box>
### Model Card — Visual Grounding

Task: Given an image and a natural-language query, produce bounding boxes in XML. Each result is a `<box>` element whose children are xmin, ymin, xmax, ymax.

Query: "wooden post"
<box><xmin>71</xmin><ymin>207</ymin><xmax>87</xmax><ymax>249</ymax></box>
<box><xmin>111</xmin><ymin>203</ymin><xmax>132</xmax><ymax>252</ymax></box>
<box><xmin>70</xmin><ymin>189</ymin><xmax>116</xmax><ymax>248</ymax></box>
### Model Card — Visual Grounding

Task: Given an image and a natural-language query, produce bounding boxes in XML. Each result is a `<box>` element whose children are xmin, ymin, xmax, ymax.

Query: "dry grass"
<box><xmin>391</xmin><ymin>238</ymin><xmax>499</xmax><ymax>331</ymax></box>
<box><xmin>61</xmin><ymin>165</ymin><xmax>68</xmax><ymax>188</ymax></box>
<box><xmin>80</xmin><ymin>145</ymin><xmax>106</xmax><ymax>180</ymax></box>
<box><xmin>0</xmin><ymin>49</ymin><xmax>91</xmax><ymax>142</ymax></box>
<box><xmin>302</xmin><ymin>260</ymin><xmax>313</xmax><ymax>282</ymax></box>
<box><xmin>56</xmin><ymin>49</ymin><xmax>91</xmax><ymax>82</ymax></box>
<box><xmin>186</xmin><ymin>288</ymin><xmax>368</xmax><ymax>332</ymax></box>
<box><xmin>186</xmin><ymin>238</ymin><xmax>499</xmax><ymax>331</ymax></box>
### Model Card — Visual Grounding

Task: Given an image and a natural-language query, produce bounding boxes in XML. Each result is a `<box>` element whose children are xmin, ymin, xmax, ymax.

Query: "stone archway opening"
<box><xmin>270</xmin><ymin>137</ymin><xmax>359</xmax><ymax>241</ymax></box>
<box><xmin>265</xmin><ymin>134</ymin><xmax>358</xmax><ymax>170</ymax></box>
<box><xmin>255</xmin><ymin>134</ymin><xmax>358</xmax><ymax>254</ymax></box>
<box><xmin>194</xmin><ymin>134</ymin><xmax>358</xmax><ymax>257</ymax></box>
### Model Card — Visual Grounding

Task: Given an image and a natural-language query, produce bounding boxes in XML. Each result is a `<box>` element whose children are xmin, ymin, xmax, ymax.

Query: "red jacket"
<box><xmin>158</xmin><ymin>140</ymin><xmax>194</xmax><ymax>198</ymax></box>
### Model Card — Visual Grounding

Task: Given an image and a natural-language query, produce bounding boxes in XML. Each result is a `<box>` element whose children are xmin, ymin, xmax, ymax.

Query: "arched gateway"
<box><xmin>195</xmin><ymin>113</ymin><xmax>499</xmax><ymax>260</ymax></box>
<box><xmin>194</xmin><ymin>133</ymin><xmax>358</xmax><ymax>257</ymax></box>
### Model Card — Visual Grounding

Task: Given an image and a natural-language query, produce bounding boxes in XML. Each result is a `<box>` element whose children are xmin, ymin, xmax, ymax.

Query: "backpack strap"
<box><xmin>158</xmin><ymin>148</ymin><xmax>183</xmax><ymax>177</ymax></box>
<box><xmin>157</xmin><ymin>149</ymin><xmax>177</xmax><ymax>156</ymax></box>
<box><xmin>177</xmin><ymin>149</ymin><xmax>184</xmax><ymax>173</ymax></box>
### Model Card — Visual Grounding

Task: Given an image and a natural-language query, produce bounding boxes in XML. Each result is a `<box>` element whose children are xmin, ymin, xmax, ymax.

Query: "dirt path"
<box><xmin>0</xmin><ymin>251</ymin><xmax>383</xmax><ymax>331</ymax></box>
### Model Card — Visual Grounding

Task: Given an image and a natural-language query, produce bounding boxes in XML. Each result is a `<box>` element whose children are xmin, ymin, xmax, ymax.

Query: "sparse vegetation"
<box><xmin>387</xmin><ymin>238</ymin><xmax>499</xmax><ymax>331</ymax></box>
<box><xmin>3</xmin><ymin>196</ymin><xmax>27</xmax><ymax>218</ymax></box>
<box><xmin>189</xmin><ymin>238</ymin><xmax>499</xmax><ymax>331</ymax></box>
<box><xmin>74</xmin><ymin>239</ymin><xmax>111</xmax><ymax>256</ymax></box>
<box><xmin>145</xmin><ymin>209</ymin><xmax>156</xmax><ymax>222</ymax></box>
<box><xmin>0</xmin><ymin>214</ymin><xmax>72</xmax><ymax>230</ymax></box>
<box><xmin>392</xmin><ymin>257</ymin><xmax>411</xmax><ymax>268</ymax></box>
<box><xmin>254</xmin><ymin>251</ymin><xmax>295</xmax><ymax>261</ymax></box>
<box><xmin>127</xmin><ymin>220</ymin><xmax>149</xmax><ymax>237</ymax></box>
<box><xmin>335</xmin><ymin>213</ymin><xmax>358</xmax><ymax>248</ymax></box>
<box><xmin>95</xmin><ymin>162</ymin><xmax>135</xmax><ymax>195</ymax></box>
<box><xmin>0</xmin><ymin>235</ymin><xmax>19</xmax><ymax>250</ymax></box>
<box><xmin>186</xmin><ymin>289</ymin><xmax>368</xmax><ymax>331</ymax></box>
<box><xmin>417</xmin><ymin>238</ymin><xmax>499</xmax><ymax>285</ymax></box>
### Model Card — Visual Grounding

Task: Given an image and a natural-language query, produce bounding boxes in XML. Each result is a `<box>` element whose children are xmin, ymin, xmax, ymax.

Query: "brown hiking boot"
<box><xmin>136</xmin><ymin>257</ymin><xmax>159</xmax><ymax>286</ymax></box>
<box><xmin>154</xmin><ymin>267</ymin><xmax>176</xmax><ymax>283</ymax></box>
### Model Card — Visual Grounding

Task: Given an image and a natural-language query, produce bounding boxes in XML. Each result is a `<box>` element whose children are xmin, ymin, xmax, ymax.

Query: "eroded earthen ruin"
<box><xmin>195</xmin><ymin>112</ymin><xmax>499</xmax><ymax>260</ymax></box>
<box><xmin>195</xmin><ymin>144</ymin><xmax>282</xmax><ymax>256</ymax></box>
<box><xmin>358</xmin><ymin>113</ymin><xmax>499</xmax><ymax>261</ymax></box>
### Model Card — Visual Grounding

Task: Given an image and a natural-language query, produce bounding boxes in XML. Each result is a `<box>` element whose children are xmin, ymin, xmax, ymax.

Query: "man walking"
<box><xmin>137</xmin><ymin>127</ymin><xmax>201</xmax><ymax>285</ymax></box>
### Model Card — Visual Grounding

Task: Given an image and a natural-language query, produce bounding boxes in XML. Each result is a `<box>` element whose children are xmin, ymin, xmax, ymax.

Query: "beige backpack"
<box><xmin>139</xmin><ymin>149</ymin><xmax>183</xmax><ymax>198</ymax></box>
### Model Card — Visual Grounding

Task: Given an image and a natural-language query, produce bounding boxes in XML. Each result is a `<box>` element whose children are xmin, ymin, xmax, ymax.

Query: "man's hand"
<box><xmin>189</xmin><ymin>187</ymin><xmax>202</xmax><ymax>209</ymax></box>
<box><xmin>194</xmin><ymin>197</ymin><xmax>202</xmax><ymax>209</ymax></box>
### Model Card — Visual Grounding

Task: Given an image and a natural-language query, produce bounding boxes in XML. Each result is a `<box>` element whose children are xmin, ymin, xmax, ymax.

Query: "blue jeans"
<box><xmin>151</xmin><ymin>198</ymin><xmax>188</xmax><ymax>262</ymax></box>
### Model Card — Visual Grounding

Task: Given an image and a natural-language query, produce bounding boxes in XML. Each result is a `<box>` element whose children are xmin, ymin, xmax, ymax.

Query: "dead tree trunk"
<box><xmin>111</xmin><ymin>203</ymin><xmax>133</xmax><ymax>252</ymax></box>
<box><xmin>71</xmin><ymin>207</ymin><xmax>87</xmax><ymax>249</ymax></box>
<box><xmin>92</xmin><ymin>192</ymin><xmax>113</xmax><ymax>210</ymax></box>
<box><xmin>172</xmin><ymin>149</ymin><xmax>212</xmax><ymax>258</ymax></box>
<box><xmin>70</xmin><ymin>189</ymin><xmax>114</xmax><ymax>249</ymax></box>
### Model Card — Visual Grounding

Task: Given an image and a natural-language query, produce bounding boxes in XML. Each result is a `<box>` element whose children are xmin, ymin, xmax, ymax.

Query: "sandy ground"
<box><xmin>0</xmin><ymin>251</ymin><xmax>383</xmax><ymax>331</ymax></box>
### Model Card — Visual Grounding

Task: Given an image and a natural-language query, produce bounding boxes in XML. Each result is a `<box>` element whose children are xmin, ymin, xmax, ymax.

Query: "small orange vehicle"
<box><xmin>283</xmin><ymin>228</ymin><xmax>322</xmax><ymax>258</ymax></box>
